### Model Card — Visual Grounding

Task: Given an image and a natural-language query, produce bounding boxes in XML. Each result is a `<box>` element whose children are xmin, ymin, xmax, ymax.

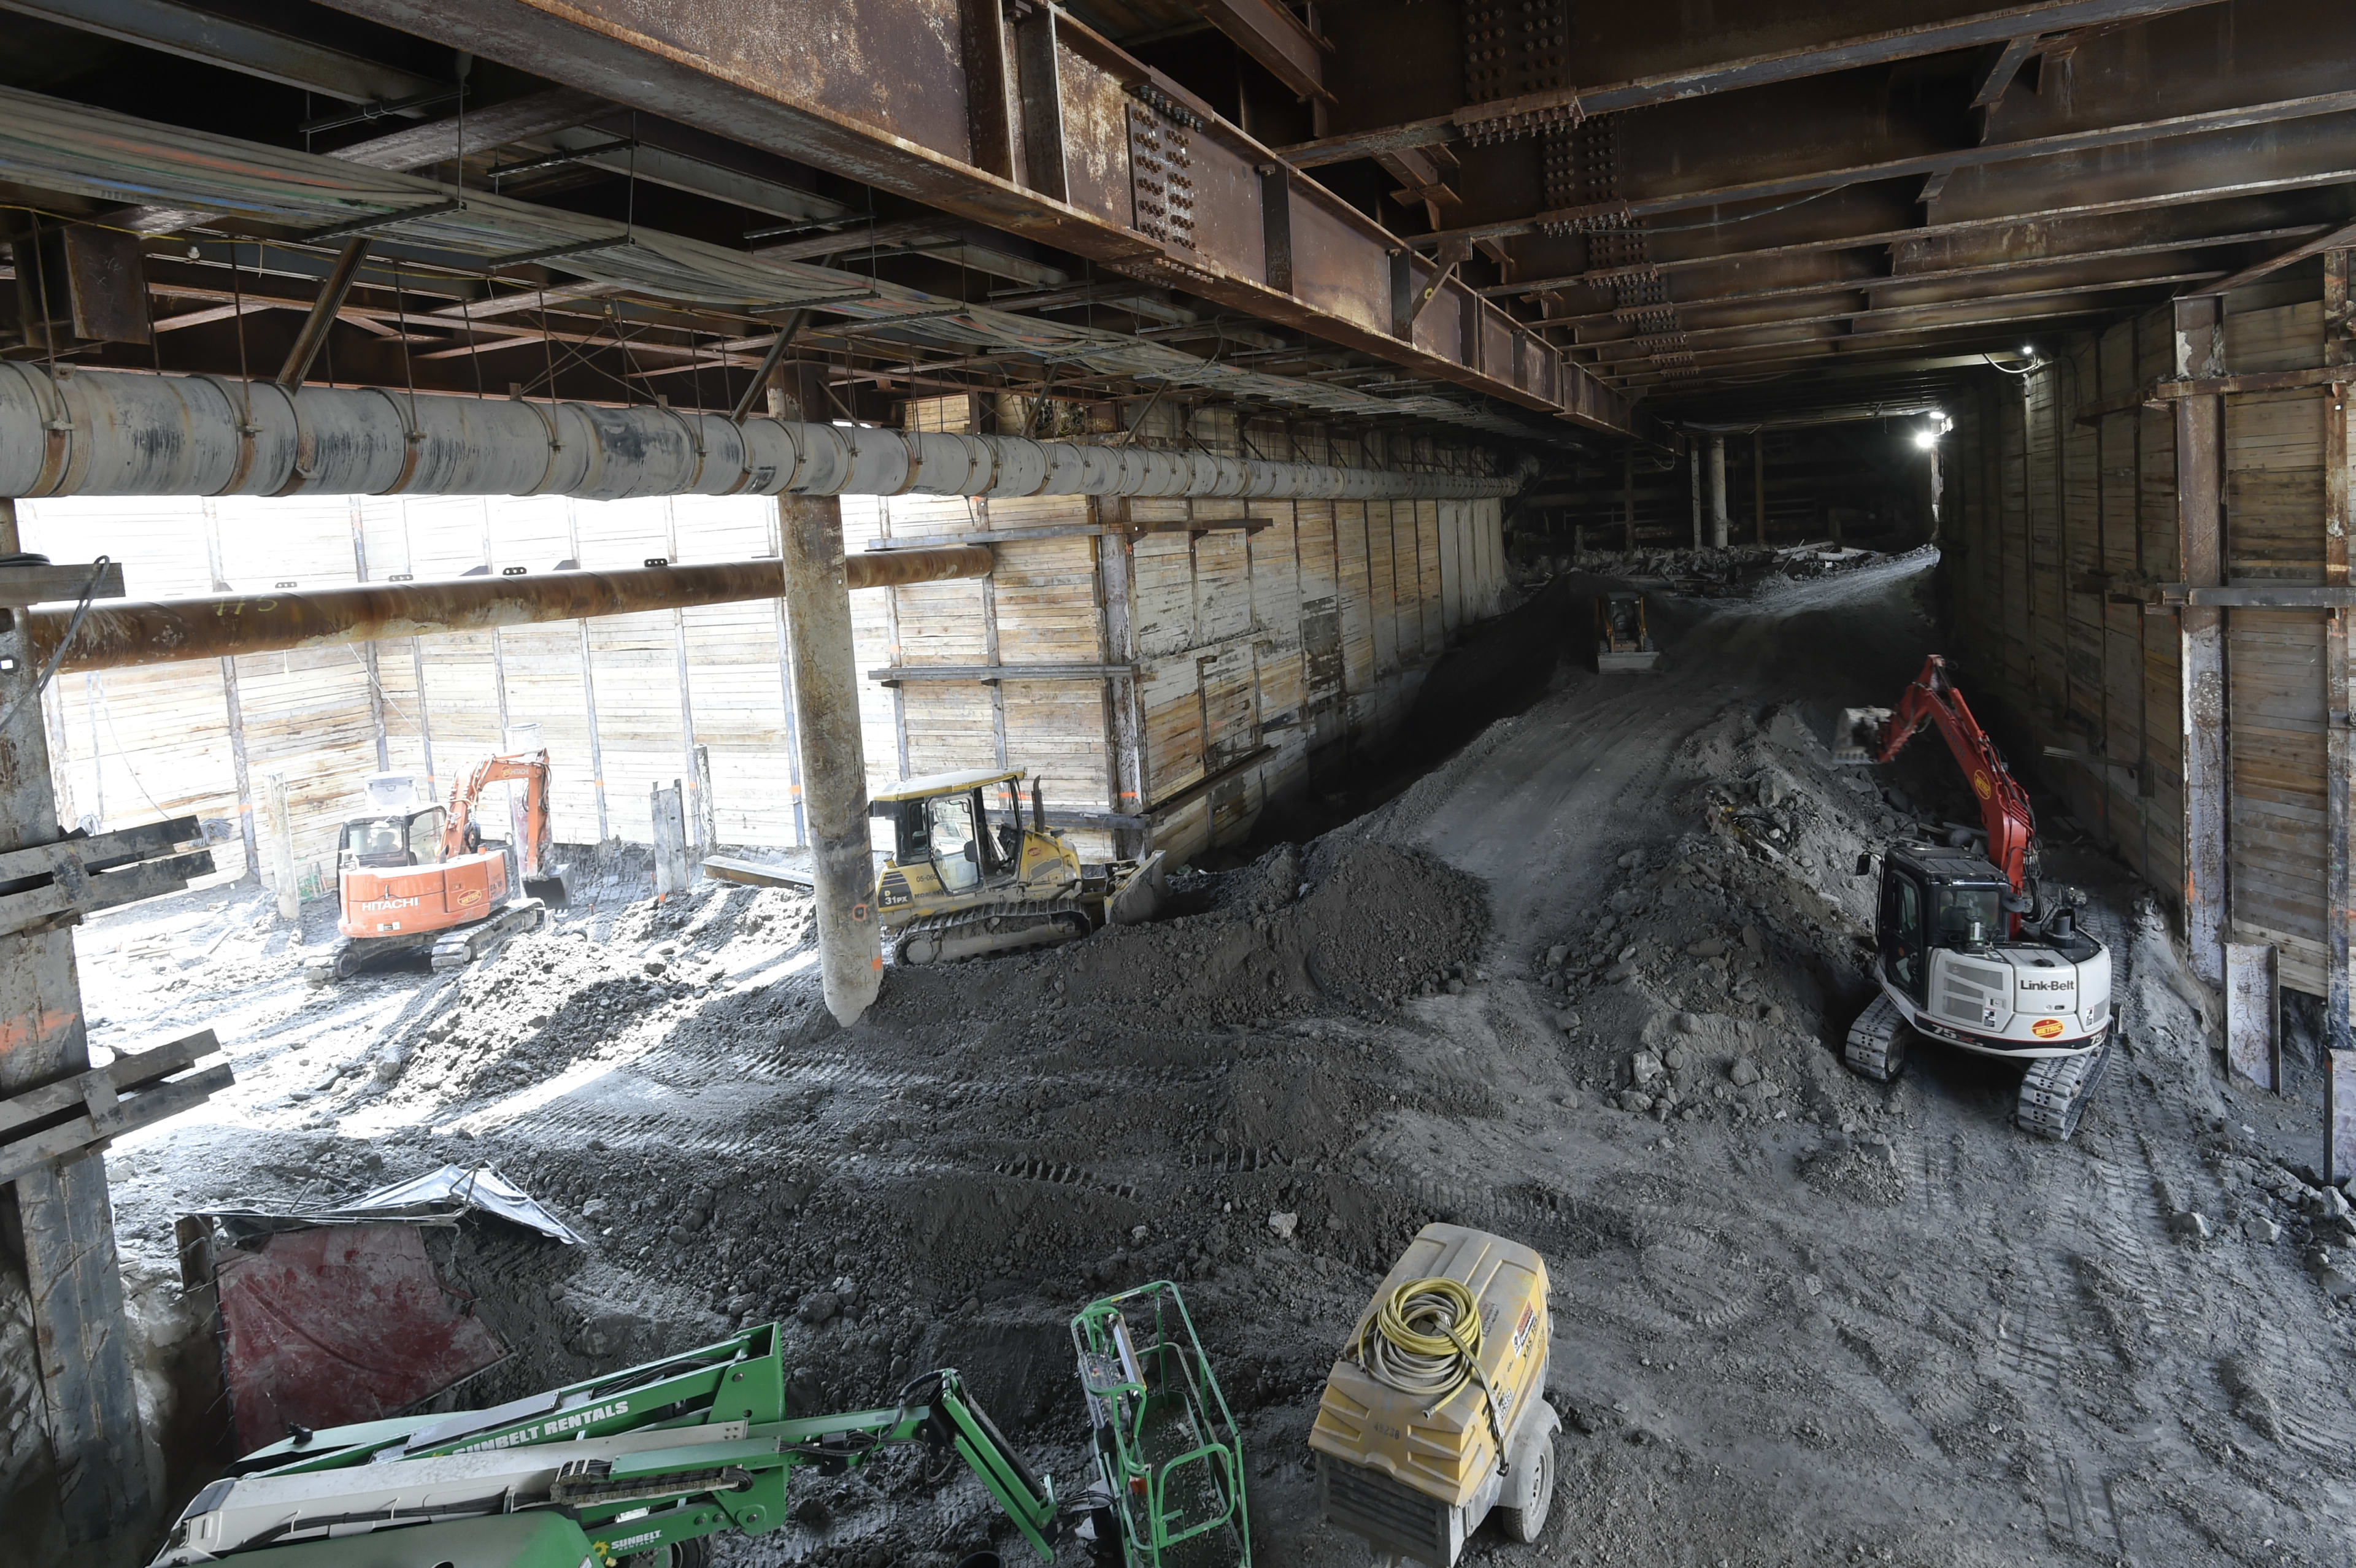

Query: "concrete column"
<box><xmin>1707</xmin><ymin>434</ymin><xmax>1730</xmax><ymax>548</ymax></box>
<box><xmin>778</xmin><ymin>491</ymin><xmax>884</xmax><ymax>1026</ymax></box>
<box><xmin>1621</xmin><ymin>444</ymin><xmax>1635</xmax><ymax>551</ymax></box>
<box><xmin>0</xmin><ymin>498</ymin><xmax>155</xmax><ymax>1565</ymax></box>
<box><xmin>261</xmin><ymin>772</ymin><xmax>298</xmax><ymax>921</ymax></box>
<box><xmin>1688</xmin><ymin>443</ymin><xmax>1703</xmax><ymax>550</ymax></box>
<box><xmin>1754</xmin><ymin>433</ymin><xmax>1768</xmax><ymax>546</ymax></box>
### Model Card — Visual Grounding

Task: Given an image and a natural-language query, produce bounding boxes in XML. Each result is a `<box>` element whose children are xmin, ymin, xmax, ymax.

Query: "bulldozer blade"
<box><xmin>1106</xmin><ymin>851</ymin><xmax>1167</xmax><ymax>926</ymax></box>
<box><xmin>1830</xmin><ymin>706</ymin><xmax>1893</xmax><ymax>765</ymax></box>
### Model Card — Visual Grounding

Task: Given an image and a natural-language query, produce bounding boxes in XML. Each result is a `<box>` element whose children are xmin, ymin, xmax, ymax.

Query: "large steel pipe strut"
<box><xmin>25</xmin><ymin>551</ymin><xmax>991</xmax><ymax>672</ymax></box>
<box><xmin>0</xmin><ymin>367</ymin><xmax>1531</xmax><ymax>502</ymax></box>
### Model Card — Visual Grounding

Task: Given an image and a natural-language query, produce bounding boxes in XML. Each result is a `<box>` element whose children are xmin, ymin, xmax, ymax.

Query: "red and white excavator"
<box><xmin>1836</xmin><ymin>656</ymin><xmax>2114</xmax><ymax>1140</ymax></box>
<box><xmin>306</xmin><ymin>750</ymin><xmax>568</xmax><ymax>982</ymax></box>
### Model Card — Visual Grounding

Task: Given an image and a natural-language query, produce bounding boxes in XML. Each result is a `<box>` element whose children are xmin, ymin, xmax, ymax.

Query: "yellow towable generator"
<box><xmin>1309</xmin><ymin>1224</ymin><xmax>1557</xmax><ymax>1566</ymax></box>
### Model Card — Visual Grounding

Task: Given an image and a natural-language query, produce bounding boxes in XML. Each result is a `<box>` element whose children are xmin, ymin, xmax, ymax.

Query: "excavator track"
<box><xmin>428</xmin><ymin>898</ymin><xmax>547</xmax><ymax>971</ymax></box>
<box><xmin>2017</xmin><ymin>1034</ymin><xmax>2114</xmax><ymax>1142</ymax></box>
<box><xmin>891</xmin><ymin>898</ymin><xmax>1093</xmax><ymax>966</ymax></box>
<box><xmin>1843</xmin><ymin>993</ymin><xmax>1909</xmax><ymax>1083</ymax></box>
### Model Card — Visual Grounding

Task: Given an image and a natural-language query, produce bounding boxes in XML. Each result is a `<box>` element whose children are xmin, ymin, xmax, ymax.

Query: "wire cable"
<box><xmin>1631</xmin><ymin>184</ymin><xmax>1851</xmax><ymax>236</ymax></box>
<box><xmin>0</xmin><ymin>554</ymin><xmax>109</xmax><ymax>739</ymax></box>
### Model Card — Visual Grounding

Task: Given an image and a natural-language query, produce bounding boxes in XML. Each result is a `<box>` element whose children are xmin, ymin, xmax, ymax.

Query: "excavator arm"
<box><xmin>441</xmin><ymin>749</ymin><xmax>558</xmax><ymax>882</ymax></box>
<box><xmin>1868</xmin><ymin>655</ymin><xmax>2038</xmax><ymax>894</ymax></box>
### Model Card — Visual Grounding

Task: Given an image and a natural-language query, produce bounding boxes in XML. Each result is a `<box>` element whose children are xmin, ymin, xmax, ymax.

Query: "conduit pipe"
<box><xmin>0</xmin><ymin>367</ymin><xmax>1532</xmax><ymax>502</ymax></box>
<box><xmin>26</xmin><ymin>551</ymin><xmax>993</xmax><ymax>672</ymax></box>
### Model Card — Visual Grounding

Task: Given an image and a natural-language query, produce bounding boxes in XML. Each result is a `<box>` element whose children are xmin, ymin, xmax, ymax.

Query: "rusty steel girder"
<box><xmin>308</xmin><ymin>0</ymin><xmax>1631</xmax><ymax>435</ymax></box>
<box><xmin>31</xmin><ymin>551</ymin><xmax>991</xmax><ymax>672</ymax></box>
<box><xmin>1286</xmin><ymin>0</ymin><xmax>2235</xmax><ymax>164</ymax></box>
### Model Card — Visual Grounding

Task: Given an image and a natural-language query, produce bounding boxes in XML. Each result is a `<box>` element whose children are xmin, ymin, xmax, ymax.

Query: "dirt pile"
<box><xmin>1509</xmin><ymin>703</ymin><xmax>1905</xmax><ymax>1144</ymax></box>
<box><xmin>1053</xmin><ymin>839</ymin><xmax>1488</xmax><ymax>1024</ymax></box>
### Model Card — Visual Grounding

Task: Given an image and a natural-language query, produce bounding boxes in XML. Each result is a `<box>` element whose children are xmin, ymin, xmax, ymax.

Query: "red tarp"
<box><xmin>213</xmin><ymin>1221</ymin><xmax>506</xmax><ymax>1453</ymax></box>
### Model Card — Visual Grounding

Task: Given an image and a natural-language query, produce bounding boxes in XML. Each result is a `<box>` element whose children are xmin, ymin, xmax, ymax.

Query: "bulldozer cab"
<box><xmin>872</xmin><ymin>767</ymin><xmax>1072</xmax><ymax>915</ymax></box>
<box><xmin>872</xmin><ymin>779</ymin><xmax>1003</xmax><ymax>892</ymax></box>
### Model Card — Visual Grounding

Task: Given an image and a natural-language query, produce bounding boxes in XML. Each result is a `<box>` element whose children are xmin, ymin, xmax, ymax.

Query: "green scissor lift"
<box><xmin>1071</xmin><ymin>1282</ymin><xmax>1251</xmax><ymax>1568</ymax></box>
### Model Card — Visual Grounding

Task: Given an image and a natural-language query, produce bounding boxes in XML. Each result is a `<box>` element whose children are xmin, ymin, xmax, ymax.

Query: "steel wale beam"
<box><xmin>1415</xmin><ymin>89</ymin><xmax>2356</xmax><ymax>247</ymax></box>
<box><xmin>305</xmin><ymin>0</ymin><xmax>1631</xmax><ymax>434</ymax></box>
<box><xmin>0</xmin><ymin>366</ymin><xmax>1529</xmax><ymax>501</ymax></box>
<box><xmin>1282</xmin><ymin>0</ymin><xmax>2231</xmax><ymax>164</ymax></box>
<box><xmin>29</xmin><ymin>552</ymin><xmax>989</xmax><ymax>672</ymax></box>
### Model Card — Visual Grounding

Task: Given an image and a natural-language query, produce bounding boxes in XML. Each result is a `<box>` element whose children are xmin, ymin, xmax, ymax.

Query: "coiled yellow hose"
<box><xmin>1353</xmin><ymin>1277</ymin><xmax>1506</xmax><ymax>1451</ymax></box>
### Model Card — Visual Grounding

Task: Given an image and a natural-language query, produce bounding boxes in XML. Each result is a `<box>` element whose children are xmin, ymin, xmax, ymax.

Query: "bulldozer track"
<box><xmin>890</xmin><ymin>897</ymin><xmax>1092</xmax><ymax>966</ymax></box>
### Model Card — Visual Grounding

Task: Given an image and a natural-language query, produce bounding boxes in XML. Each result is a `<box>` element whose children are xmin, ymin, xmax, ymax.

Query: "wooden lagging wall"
<box><xmin>21</xmin><ymin>493</ymin><xmax>809</xmax><ymax>896</ymax></box>
<box><xmin>847</xmin><ymin>408</ymin><xmax>1506</xmax><ymax>866</ymax></box>
<box><xmin>20</xmin><ymin>419</ymin><xmax>1506</xmax><ymax>888</ymax></box>
<box><xmin>1946</xmin><ymin>279</ymin><xmax>2352</xmax><ymax>997</ymax></box>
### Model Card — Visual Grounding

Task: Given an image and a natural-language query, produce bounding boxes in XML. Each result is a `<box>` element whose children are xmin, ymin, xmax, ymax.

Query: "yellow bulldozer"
<box><xmin>707</xmin><ymin>767</ymin><xmax>1165</xmax><ymax>965</ymax></box>
<box><xmin>869</xmin><ymin>767</ymin><xmax>1164</xmax><ymax>964</ymax></box>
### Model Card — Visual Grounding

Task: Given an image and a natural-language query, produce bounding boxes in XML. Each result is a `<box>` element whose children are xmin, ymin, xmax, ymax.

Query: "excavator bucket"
<box><xmin>1830</xmin><ymin>707</ymin><xmax>1892</xmax><ymax>765</ymax></box>
<box><xmin>1106</xmin><ymin>851</ymin><xmax>1167</xmax><ymax>926</ymax></box>
<box><xmin>524</xmin><ymin>871</ymin><xmax>569</xmax><ymax>909</ymax></box>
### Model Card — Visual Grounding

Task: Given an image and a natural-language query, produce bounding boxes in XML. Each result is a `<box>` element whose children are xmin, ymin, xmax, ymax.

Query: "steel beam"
<box><xmin>307</xmin><ymin>0</ymin><xmax>1632</xmax><ymax>433</ymax></box>
<box><xmin>329</xmin><ymin>88</ymin><xmax>606</xmax><ymax>170</ymax></box>
<box><xmin>29</xmin><ymin>553</ymin><xmax>992</xmax><ymax>673</ymax></box>
<box><xmin>2174</xmin><ymin>294</ymin><xmax>2228</xmax><ymax>992</ymax></box>
<box><xmin>2194</xmin><ymin>217</ymin><xmax>2356</xmax><ymax>297</ymax></box>
<box><xmin>0</xmin><ymin>0</ymin><xmax>439</xmax><ymax>104</ymax></box>
<box><xmin>273</xmin><ymin>238</ymin><xmax>371</xmax><ymax>388</ymax></box>
<box><xmin>1526</xmin><ymin>227</ymin><xmax>2317</xmax><ymax>323</ymax></box>
<box><xmin>1415</xmin><ymin>89</ymin><xmax>2356</xmax><ymax>247</ymax></box>
<box><xmin>1570</xmin><ymin>269</ymin><xmax>2215</xmax><ymax>352</ymax></box>
<box><xmin>1196</xmin><ymin>0</ymin><xmax>1330</xmax><ymax>105</ymax></box>
<box><xmin>1487</xmin><ymin>201</ymin><xmax>2347</xmax><ymax>298</ymax></box>
<box><xmin>1284</xmin><ymin>0</ymin><xmax>2229</xmax><ymax>164</ymax></box>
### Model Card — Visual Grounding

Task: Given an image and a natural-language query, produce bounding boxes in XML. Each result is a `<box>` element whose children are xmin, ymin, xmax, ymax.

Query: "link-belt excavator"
<box><xmin>1834</xmin><ymin>655</ymin><xmax>2115</xmax><ymax>1140</ymax></box>
<box><xmin>149</xmin><ymin>1284</ymin><xmax>1249</xmax><ymax>1568</ymax></box>
<box><xmin>306</xmin><ymin>750</ymin><xmax>569</xmax><ymax>982</ymax></box>
<box><xmin>870</xmin><ymin>768</ymin><xmax>1165</xmax><ymax>965</ymax></box>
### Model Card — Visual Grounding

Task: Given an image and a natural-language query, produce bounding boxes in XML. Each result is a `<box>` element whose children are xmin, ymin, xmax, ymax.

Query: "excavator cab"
<box><xmin>336</xmin><ymin>807</ymin><xmax>446</xmax><ymax>870</ymax></box>
<box><xmin>1875</xmin><ymin>843</ymin><xmax>2014</xmax><ymax>1004</ymax></box>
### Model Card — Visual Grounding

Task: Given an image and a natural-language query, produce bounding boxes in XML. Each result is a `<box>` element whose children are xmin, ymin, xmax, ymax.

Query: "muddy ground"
<box><xmin>67</xmin><ymin>551</ymin><xmax>2356</xmax><ymax>1568</ymax></box>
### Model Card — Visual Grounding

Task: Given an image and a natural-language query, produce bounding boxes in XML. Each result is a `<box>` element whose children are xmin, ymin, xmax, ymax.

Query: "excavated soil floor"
<box><xmin>72</xmin><ymin>551</ymin><xmax>2356</xmax><ymax>1568</ymax></box>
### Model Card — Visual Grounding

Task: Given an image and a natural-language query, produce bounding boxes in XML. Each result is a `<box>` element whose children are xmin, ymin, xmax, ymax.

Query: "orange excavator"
<box><xmin>306</xmin><ymin>750</ymin><xmax>569</xmax><ymax>982</ymax></box>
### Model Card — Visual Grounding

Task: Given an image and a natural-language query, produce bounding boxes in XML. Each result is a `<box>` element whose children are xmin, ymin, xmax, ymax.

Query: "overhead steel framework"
<box><xmin>1</xmin><ymin>2</ymin><xmax>2354</xmax><ymax>1559</ymax></box>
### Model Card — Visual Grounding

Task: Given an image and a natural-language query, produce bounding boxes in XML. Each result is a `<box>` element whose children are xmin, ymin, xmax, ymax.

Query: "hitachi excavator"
<box><xmin>1834</xmin><ymin>656</ymin><xmax>2115</xmax><ymax>1140</ymax></box>
<box><xmin>306</xmin><ymin>750</ymin><xmax>569</xmax><ymax>982</ymax></box>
